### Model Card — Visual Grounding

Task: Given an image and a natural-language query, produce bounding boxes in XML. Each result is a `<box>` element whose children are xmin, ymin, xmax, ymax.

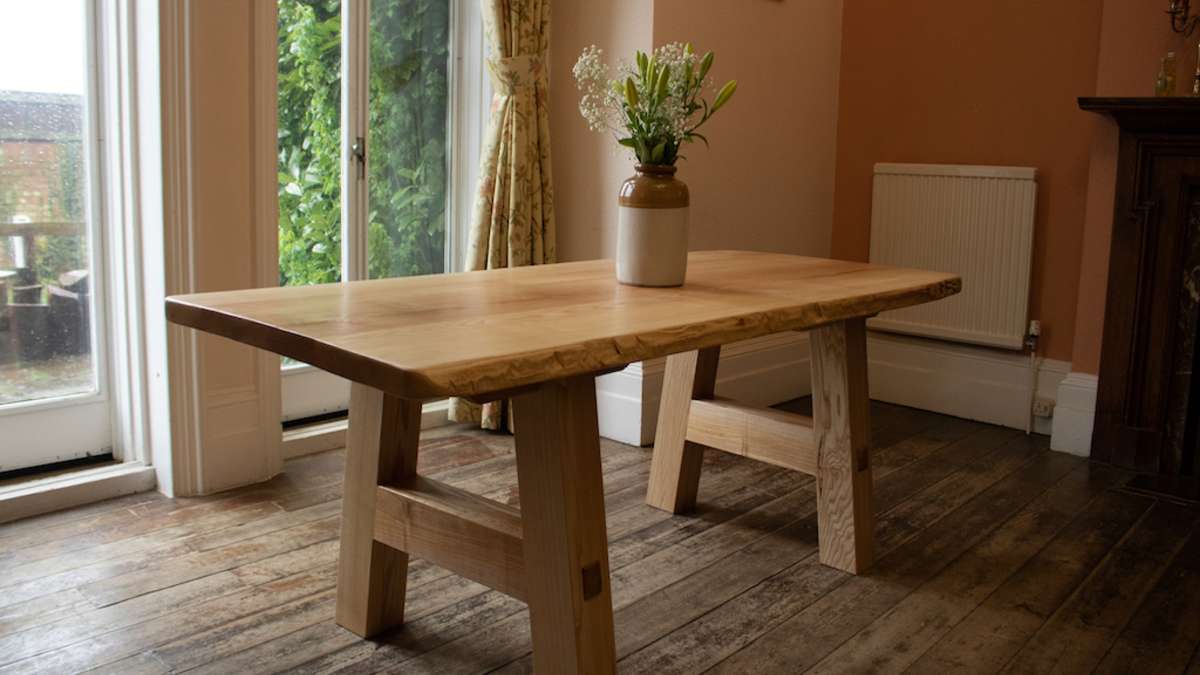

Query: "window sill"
<box><xmin>0</xmin><ymin>461</ymin><xmax>157</xmax><ymax>525</ymax></box>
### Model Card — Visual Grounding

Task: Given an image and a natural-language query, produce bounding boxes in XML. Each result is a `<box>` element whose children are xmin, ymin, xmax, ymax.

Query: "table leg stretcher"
<box><xmin>646</xmin><ymin>319</ymin><xmax>875</xmax><ymax>575</ymax></box>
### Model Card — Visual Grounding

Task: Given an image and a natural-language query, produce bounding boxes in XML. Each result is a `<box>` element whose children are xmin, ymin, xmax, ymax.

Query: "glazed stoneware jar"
<box><xmin>616</xmin><ymin>164</ymin><xmax>689</xmax><ymax>286</ymax></box>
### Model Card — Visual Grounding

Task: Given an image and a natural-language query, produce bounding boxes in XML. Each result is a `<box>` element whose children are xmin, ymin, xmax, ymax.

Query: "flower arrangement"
<box><xmin>573</xmin><ymin>42</ymin><xmax>737</xmax><ymax>167</ymax></box>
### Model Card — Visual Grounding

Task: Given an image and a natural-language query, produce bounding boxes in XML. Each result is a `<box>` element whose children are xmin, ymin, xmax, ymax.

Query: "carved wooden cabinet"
<box><xmin>1080</xmin><ymin>97</ymin><xmax>1200</xmax><ymax>488</ymax></box>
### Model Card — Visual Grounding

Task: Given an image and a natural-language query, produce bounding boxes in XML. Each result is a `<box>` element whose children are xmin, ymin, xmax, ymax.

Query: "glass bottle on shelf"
<box><xmin>1193</xmin><ymin>43</ymin><xmax>1200</xmax><ymax>96</ymax></box>
<box><xmin>1164</xmin><ymin>52</ymin><xmax>1178</xmax><ymax>96</ymax></box>
<box><xmin>1156</xmin><ymin>54</ymin><xmax>1171</xmax><ymax>96</ymax></box>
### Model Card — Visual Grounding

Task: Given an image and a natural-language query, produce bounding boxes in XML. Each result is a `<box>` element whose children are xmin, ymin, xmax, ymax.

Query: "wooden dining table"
<box><xmin>165</xmin><ymin>250</ymin><xmax>959</xmax><ymax>673</ymax></box>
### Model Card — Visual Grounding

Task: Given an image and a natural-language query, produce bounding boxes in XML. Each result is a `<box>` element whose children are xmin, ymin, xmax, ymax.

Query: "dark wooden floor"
<box><xmin>2</xmin><ymin>401</ymin><xmax>1199</xmax><ymax>674</ymax></box>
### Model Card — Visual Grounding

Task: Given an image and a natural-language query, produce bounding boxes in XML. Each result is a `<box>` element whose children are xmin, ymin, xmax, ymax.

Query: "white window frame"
<box><xmin>0</xmin><ymin>0</ymin><xmax>113</xmax><ymax>474</ymax></box>
<box><xmin>1</xmin><ymin>0</ymin><xmax>159</xmax><ymax>519</ymax></box>
<box><xmin>280</xmin><ymin>0</ymin><xmax>489</xmax><ymax>425</ymax></box>
<box><xmin>2</xmin><ymin>0</ymin><xmax>491</xmax><ymax>512</ymax></box>
<box><xmin>447</xmin><ymin>0</ymin><xmax>491</xmax><ymax>274</ymax></box>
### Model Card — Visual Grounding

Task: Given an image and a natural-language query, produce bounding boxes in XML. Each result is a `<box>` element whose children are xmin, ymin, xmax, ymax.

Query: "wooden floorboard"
<box><xmin>1092</xmin><ymin>521</ymin><xmax>1200</xmax><ymax>674</ymax></box>
<box><xmin>1</xmin><ymin>400</ymin><xmax>1196</xmax><ymax>674</ymax></box>
<box><xmin>998</xmin><ymin>500</ymin><xmax>1199</xmax><ymax>673</ymax></box>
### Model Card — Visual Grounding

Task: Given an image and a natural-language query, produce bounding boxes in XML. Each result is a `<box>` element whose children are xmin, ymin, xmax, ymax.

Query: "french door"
<box><xmin>277</xmin><ymin>0</ymin><xmax>486</xmax><ymax>422</ymax></box>
<box><xmin>0</xmin><ymin>0</ymin><xmax>114</xmax><ymax>473</ymax></box>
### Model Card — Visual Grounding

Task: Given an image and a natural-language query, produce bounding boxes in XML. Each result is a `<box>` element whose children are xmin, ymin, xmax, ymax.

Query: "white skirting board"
<box><xmin>596</xmin><ymin>333</ymin><xmax>812</xmax><ymax>446</ymax></box>
<box><xmin>597</xmin><ymin>330</ymin><xmax>1081</xmax><ymax>448</ymax></box>
<box><xmin>865</xmin><ymin>332</ymin><xmax>1069</xmax><ymax>436</ymax></box>
<box><xmin>1049</xmin><ymin>372</ymin><xmax>1098</xmax><ymax>457</ymax></box>
<box><xmin>281</xmin><ymin>399</ymin><xmax>454</xmax><ymax>460</ymax></box>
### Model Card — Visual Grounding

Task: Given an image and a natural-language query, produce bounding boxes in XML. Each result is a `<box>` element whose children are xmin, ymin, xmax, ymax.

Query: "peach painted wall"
<box><xmin>652</xmin><ymin>0</ymin><xmax>843</xmax><ymax>257</ymax></box>
<box><xmin>831</xmin><ymin>0</ymin><xmax>1106</xmax><ymax>362</ymax></box>
<box><xmin>550</xmin><ymin>0</ymin><xmax>653</xmax><ymax>262</ymax></box>
<box><xmin>550</xmin><ymin>0</ymin><xmax>844</xmax><ymax>261</ymax></box>
<box><xmin>1070</xmin><ymin>0</ymin><xmax>1195</xmax><ymax>374</ymax></box>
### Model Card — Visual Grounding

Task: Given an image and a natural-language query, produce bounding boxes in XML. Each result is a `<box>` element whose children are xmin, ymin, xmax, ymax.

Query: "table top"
<box><xmin>166</xmin><ymin>250</ymin><xmax>960</xmax><ymax>399</ymax></box>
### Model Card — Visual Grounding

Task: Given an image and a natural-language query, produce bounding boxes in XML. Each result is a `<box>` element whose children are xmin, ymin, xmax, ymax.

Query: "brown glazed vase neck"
<box><xmin>635</xmin><ymin>163</ymin><xmax>678</xmax><ymax>177</ymax></box>
<box><xmin>620</xmin><ymin>164</ymin><xmax>689</xmax><ymax>209</ymax></box>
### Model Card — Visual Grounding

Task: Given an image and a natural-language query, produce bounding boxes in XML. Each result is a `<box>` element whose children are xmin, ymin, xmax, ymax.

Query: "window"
<box><xmin>276</xmin><ymin>0</ymin><xmax>488</xmax><ymax>421</ymax></box>
<box><xmin>0</xmin><ymin>0</ymin><xmax>113</xmax><ymax>473</ymax></box>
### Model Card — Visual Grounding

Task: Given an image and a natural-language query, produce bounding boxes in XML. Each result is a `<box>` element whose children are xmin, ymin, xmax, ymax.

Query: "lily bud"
<box><xmin>712</xmin><ymin>80</ymin><xmax>737</xmax><ymax>111</ymax></box>
<box><xmin>700</xmin><ymin>52</ymin><xmax>714</xmax><ymax>80</ymax></box>
<box><xmin>625</xmin><ymin>77</ymin><xmax>639</xmax><ymax>107</ymax></box>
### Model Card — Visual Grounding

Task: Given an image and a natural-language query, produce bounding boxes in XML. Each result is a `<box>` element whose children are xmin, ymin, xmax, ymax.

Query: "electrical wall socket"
<box><xmin>1031</xmin><ymin>397</ymin><xmax>1055</xmax><ymax>418</ymax></box>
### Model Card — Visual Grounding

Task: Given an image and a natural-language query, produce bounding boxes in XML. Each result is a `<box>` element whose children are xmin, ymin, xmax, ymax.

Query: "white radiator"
<box><xmin>867</xmin><ymin>163</ymin><xmax>1037</xmax><ymax>350</ymax></box>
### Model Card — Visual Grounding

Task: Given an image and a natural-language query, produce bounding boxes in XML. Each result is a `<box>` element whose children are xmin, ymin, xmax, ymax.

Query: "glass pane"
<box><xmin>0</xmin><ymin>0</ymin><xmax>97</xmax><ymax>407</ymax></box>
<box><xmin>367</xmin><ymin>0</ymin><xmax>450</xmax><ymax>279</ymax></box>
<box><xmin>277</xmin><ymin>0</ymin><xmax>343</xmax><ymax>288</ymax></box>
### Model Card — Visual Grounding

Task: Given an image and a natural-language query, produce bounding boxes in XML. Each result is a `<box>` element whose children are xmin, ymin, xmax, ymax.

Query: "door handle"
<box><xmin>351</xmin><ymin>136</ymin><xmax>366</xmax><ymax>180</ymax></box>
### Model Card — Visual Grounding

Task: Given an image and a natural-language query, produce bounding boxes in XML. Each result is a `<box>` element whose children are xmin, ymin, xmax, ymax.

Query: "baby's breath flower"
<box><xmin>573</xmin><ymin>42</ymin><xmax>735</xmax><ymax>166</ymax></box>
<box><xmin>573</xmin><ymin>46</ymin><xmax>617</xmax><ymax>133</ymax></box>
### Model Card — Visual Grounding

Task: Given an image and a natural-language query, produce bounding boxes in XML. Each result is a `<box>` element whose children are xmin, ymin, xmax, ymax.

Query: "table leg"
<box><xmin>810</xmin><ymin>318</ymin><xmax>874</xmax><ymax>574</ymax></box>
<box><xmin>335</xmin><ymin>382</ymin><xmax>423</xmax><ymax>637</ymax></box>
<box><xmin>646</xmin><ymin>346</ymin><xmax>721</xmax><ymax>513</ymax></box>
<box><xmin>512</xmin><ymin>375</ymin><xmax>616</xmax><ymax>674</ymax></box>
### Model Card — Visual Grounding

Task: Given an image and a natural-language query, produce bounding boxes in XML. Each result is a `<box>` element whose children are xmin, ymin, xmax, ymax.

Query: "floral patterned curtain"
<box><xmin>448</xmin><ymin>0</ymin><xmax>556</xmax><ymax>429</ymax></box>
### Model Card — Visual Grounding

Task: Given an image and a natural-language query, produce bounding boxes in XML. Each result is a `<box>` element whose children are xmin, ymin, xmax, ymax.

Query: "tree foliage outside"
<box><xmin>276</xmin><ymin>0</ymin><xmax>449</xmax><ymax>287</ymax></box>
<box><xmin>277</xmin><ymin>0</ymin><xmax>344</xmax><ymax>285</ymax></box>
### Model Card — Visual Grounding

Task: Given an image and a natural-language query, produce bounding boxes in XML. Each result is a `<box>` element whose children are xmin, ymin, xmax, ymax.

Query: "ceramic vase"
<box><xmin>616</xmin><ymin>164</ymin><xmax>689</xmax><ymax>286</ymax></box>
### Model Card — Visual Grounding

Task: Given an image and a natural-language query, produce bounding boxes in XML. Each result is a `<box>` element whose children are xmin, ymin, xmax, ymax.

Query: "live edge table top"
<box><xmin>165</xmin><ymin>250</ymin><xmax>960</xmax><ymax>400</ymax></box>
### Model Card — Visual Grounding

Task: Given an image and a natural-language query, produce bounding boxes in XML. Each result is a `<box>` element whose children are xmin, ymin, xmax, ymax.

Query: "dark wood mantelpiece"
<box><xmin>1081</xmin><ymin>96</ymin><xmax>1200</xmax><ymax>490</ymax></box>
<box><xmin>1079</xmin><ymin>96</ymin><xmax>1200</xmax><ymax>132</ymax></box>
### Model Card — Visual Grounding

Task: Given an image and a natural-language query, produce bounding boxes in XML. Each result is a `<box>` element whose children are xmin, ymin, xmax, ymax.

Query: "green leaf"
<box><xmin>650</xmin><ymin>141</ymin><xmax>666</xmax><ymax>164</ymax></box>
<box><xmin>276</xmin><ymin>0</ymin><xmax>450</xmax><ymax>283</ymax></box>
<box><xmin>618</xmin><ymin>137</ymin><xmax>636</xmax><ymax>148</ymax></box>
<box><xmin>633</xmin><ymin>137</ymin><xmax>650</xmax><ymax>161</ymax></box>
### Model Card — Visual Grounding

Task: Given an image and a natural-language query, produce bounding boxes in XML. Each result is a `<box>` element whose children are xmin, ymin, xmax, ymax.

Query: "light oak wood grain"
<box><xmin>334</xmin><ymin>384</ymin><xmax>421</xmax><ymax>637</ymax></box>
<box><xmin>166</xmin><ymin>251</ymin><xmax>959</xmax><ymax>399</ymax></box>
<box><xmin>810</xmin><ymin>319</ymin><xmax>874</xmax><ymax>574</ymax></box>
<box><xmin>648</xmin><ymin>319</ymin><xmax>874</xmax><ymax>575</ymax></box>
<box><xmin>157</xmin><ymin>251</ymin><xmax>961</xmax><ymax>667</ymax></box>
<box><xmin>685</xmin><ymin>398</ymin><xmax>817</xmax><ymax>475</ymax></box>
<box><xmin>374</xmin><ymin>477</ymin><xmax>525</xmax><ymax>601</ymax></box>
<box><xmin>512</xmin><ymin>375</ymin><xmax>617</xmax><ymax>674</ymax></box>
<box><xmin>646</xmin><ymin>347</ymin><xmax>720</xmax><ymax>512</ymax></box>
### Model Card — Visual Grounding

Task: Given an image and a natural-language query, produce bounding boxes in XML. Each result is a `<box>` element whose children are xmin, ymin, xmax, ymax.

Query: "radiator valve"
<box><xmin>1025</xmin><ymin>319</ymin><xmax>1041</xmax><ymax>352</ymax></box>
